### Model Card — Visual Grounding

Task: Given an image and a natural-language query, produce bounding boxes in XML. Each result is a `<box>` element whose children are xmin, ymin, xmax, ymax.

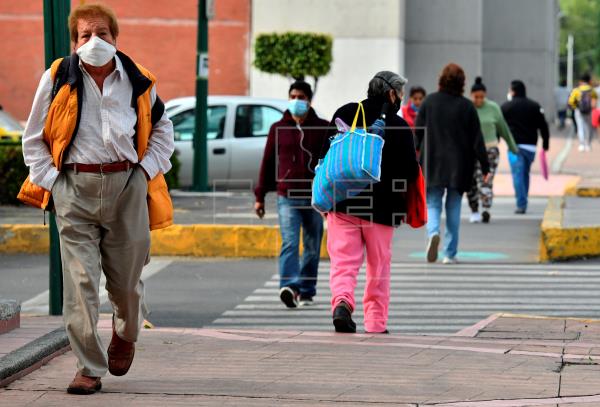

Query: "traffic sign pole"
<box><xmin>192</xmin><ymin>0</ymin><xmax>210</xmax><ymax>192</ymax></box>
<box><xmin>43</xmin><ymin>0</ymin><xmax>71</xmax><ymax>315</ymax></box>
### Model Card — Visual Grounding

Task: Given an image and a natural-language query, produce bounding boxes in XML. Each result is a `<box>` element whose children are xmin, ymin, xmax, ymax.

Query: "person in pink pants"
<box><xmin>327</xmin><ymin>212</ymin><xmax>395</xmax><ymax>333</ymax></box>
<box><xmin>320</xmin><ymin>72</ymin><xmax>419</xmax><ymax>333</ymax></box>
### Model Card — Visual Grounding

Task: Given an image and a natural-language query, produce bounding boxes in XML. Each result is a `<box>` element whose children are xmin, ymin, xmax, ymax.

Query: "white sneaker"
<box><xmin>298</xmin><ymin>297</ymin><xmax>315</xmax><ymax>307</ymax></box>
<box><xmin>442</xmin><ymin>257</ymin><xmax>458</xmax><ymax>265</ymax></box>
<box><xmin>469</xmin><ymin>212</ymin><xmax>482</xmax><ymax>223</ymax></box>
<box><xmin>578</xmin><ymin>144</ymin><xmax>586</xmax><ymax>152</ymax></box>
<box><xmin>426</xmin><ymin>234</ymin><xmax>440</xmax><ymax>263</ymax></box>
<box><xmin>585</xmin><ymin>144</ymin><xmax>592</xmax><ymax>152</ymax></box>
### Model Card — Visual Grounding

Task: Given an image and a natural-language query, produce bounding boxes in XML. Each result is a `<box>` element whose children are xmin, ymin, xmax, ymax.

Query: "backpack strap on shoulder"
<box><xmin>150</xmin><ymin>95</ymin><xmax>165</xmax><ymax>127</ymax></box>
<box><xmin>50</xmin><ymin>56</ymin><xmax>71</xmax><ymax>101</ymax></box>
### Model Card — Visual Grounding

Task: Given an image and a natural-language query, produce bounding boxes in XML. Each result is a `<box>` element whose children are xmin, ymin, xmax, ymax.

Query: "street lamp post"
<box><xmin>43</xmin><ymin>0</ymin><xmax>71</xmax><ymax>315</ymax></box>
<box><xmin>567</xmin><ymin>34</ymin><xmax>574</xmax><ymax>90</ymax></box>
<box><xmin>192</xmin><ymin>0</ymin><xmax>211</xmax><ymax>192</ymax></box>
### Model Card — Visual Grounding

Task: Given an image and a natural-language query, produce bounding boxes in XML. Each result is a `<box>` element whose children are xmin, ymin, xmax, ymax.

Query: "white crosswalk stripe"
<box><xmin>210</xmin><ymin>262</ymin><xmax>600</xmax><ymax>334</ymax></box>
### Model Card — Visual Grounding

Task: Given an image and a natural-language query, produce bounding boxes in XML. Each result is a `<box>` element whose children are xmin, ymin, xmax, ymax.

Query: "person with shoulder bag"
<box><xmin>318</xmin><ymin>71</ymin><xmax>420</xmax><ymax>334</ymax></box>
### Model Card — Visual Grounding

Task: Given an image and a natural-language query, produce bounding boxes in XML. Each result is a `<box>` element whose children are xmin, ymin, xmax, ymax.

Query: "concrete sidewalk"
<box><xmin>2</xmin><ymin>314</ymin><xmax>600</xmax><ymax>406</ymax></box>
<box><xmin>0</xmin><ymin>133</ymin><xmax>580</xmax><ymax>259</ymax></box>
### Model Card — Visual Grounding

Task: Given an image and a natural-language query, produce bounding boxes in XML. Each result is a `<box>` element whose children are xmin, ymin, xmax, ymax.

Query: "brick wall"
<box><xmin>0</xmin><ymin>0</ymin><xmax>250</xmax><ymax>121</ymax></box>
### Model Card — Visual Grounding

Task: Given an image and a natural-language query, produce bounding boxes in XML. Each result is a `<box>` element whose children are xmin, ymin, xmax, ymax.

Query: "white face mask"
<box><xmin>76</xmin><ymin>36</ymin><xmax>116</xmax><ymax>67</ymax></box>
<box><xmin>506</xmin><ymin>92</ymin><xmax>513</xmax><ymax>101</ymax></box>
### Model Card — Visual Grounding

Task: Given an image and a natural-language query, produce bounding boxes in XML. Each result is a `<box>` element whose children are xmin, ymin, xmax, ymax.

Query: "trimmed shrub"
<box><xmin>0</xmin><ymin>143</ymin><xmax>28</xmax><ymax>205</ymax></box>
<box><xmin>165</xmin><ymin>152</ymin><xmax>181</xmax><ymax>190</ymax></box>
<box><xmin>254</xmin><ymin>32</ymin><xmax>333</xmax><ymax>92</ymax></box>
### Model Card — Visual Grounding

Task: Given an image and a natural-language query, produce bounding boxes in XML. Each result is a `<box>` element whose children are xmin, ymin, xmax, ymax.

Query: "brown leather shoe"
<box><xmin>67</xmin><ymin>372</ymin><xmax>102</xmax><ymax>395</ymax></box>
<box><xmin>108</xmin><ymin>324</ymin><xmax>135</xmax><ymax>376</ymax></box>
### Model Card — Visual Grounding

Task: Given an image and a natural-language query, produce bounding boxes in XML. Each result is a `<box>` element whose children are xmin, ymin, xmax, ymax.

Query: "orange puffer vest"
<box><xmin>17</xmin><ymin>51</ymin><xmax>173</xmax><ymax>230</ymax></box>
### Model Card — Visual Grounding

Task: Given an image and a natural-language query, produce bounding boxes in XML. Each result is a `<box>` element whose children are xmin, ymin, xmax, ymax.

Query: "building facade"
<box><xmin>251</xmin><ymin>0</ymin><xmax>558</xmax><ymax>119</ymax></box>
<box><xmin>1</xmin><ymin>0</ymin><xmax>557</xmax><ymax>122</ymax></box>
<box><xmin>0</xmin><ymin>0</ymin><xmax>249</xmax><ymax>121</ymax></box>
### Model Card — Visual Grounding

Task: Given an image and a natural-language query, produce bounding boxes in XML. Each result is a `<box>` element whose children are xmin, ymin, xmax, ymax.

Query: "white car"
<box><xmin>165</xmin><ymin>96</ymin><xmax>289</xmax><ymax>189</ymax></box>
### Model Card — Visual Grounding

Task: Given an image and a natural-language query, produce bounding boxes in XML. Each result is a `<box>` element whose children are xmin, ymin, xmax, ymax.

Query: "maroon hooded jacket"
<box><xmin>254</xmin><ymin>108</ymin><xmax>330</xmax><ymax>203</ymax></box>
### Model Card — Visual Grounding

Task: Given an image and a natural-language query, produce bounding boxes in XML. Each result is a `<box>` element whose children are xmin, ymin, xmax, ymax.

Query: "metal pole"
<box><xmin>567</xmin><ymin>34</ymin><xmax>574</xmax><ymax>90</ymax></box>
<box><xmin>43</xmin><ymin>0</ymin><xmax>71</xmax><ymax>315</ymax></box>
<box><xmin>192</xmin><ymin>0</ymin><xmax>209</xmax><ymax>191</ymax></box>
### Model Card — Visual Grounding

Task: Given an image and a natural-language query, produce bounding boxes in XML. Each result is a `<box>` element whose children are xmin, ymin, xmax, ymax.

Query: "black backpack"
<box><xmin>579</xmin><ymin>89</ymin><xmax>593</xmax><ymax>114</ymax></box>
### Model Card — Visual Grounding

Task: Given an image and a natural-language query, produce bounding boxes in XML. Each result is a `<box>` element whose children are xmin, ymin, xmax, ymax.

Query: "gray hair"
<box><xmin>367</xmin><ymin>71</ymin><xmax>407</xmax><ymax>99</ymax></box>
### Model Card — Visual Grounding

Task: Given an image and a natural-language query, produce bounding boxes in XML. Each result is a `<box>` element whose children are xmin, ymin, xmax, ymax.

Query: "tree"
<box><xmin>559</xmin><ymin>0</ymin><xmax>600</xmax><ymax>82</ymax></box>
<box><xmin>254</xmin><ymin>32</ymin><xmax>333</xmax><ymax>96</ymax></box>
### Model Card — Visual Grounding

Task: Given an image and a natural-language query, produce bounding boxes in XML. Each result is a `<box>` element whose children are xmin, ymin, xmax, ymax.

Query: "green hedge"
<box><xmin>254</xmin><ymin>32</ymin><xmax>333</xmax><ymax>81</ymax></box>
<box><xmin>165</xmin><ymin>153</ymin><xmax>180</xmax><ymax>190</ymax></box>
<box><xmin>0</xmin><ymin>143</ymin><xmax>28</xmax><ymax>205</ymax></box>
<box><xmin>0</xmin><ymin>143</ymin><xmax>180</xmax><ymax>205</ymax></box>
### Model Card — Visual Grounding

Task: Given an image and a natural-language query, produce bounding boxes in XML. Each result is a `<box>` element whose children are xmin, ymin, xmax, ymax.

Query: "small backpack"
<box><xmin>579</xmin><ymin>89</ymin><xmax>593</xmax><ymax>114</ymax></box>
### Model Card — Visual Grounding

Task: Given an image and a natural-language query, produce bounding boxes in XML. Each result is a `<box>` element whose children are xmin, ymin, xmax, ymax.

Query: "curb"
<box><xmin>455</xmin><ymin>312</ymin><xmax>600</xmax><ymax>338</ymax></box>
<box><xmin>564</xmin><ymin>176</ymin><xmax>600</xmax><ymax>197</ymax></box>
<box><xmin>539</xmin><ymin>196</ymin><xmax>600</xmax><ymax>262</ymax></box>
<box><xmin>0</xmin><ymin>328</ymin><xmax>69</xmax><ymax>388</ymax></box>
<box><xmin>0</xmin><ymin>224</ymin><xmax>329</xmax><ymax>258</ymax></box>
<box><xmin>0</xmin><ymin>299</ymin><xmax>20</xmax><ymax>335</ymax></box>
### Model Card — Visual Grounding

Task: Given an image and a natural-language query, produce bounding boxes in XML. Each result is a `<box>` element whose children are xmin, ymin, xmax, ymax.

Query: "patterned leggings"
<box><xmin>467</xmin><ymin>147</ymin><xmax>500</xmax><ymax>213</ymax></box>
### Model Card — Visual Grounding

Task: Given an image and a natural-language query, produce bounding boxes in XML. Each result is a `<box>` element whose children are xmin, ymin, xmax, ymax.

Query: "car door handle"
<box><xmin>213</xmin><ymin>148</ymin><xmax>226</xmax><ymax>155</ymax></box>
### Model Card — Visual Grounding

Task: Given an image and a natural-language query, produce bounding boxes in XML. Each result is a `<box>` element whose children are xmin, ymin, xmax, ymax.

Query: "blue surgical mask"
<box><xmin>288</xmin><ymin>99</ymin><xmax>309</xmax><ymax>117</ymax></box>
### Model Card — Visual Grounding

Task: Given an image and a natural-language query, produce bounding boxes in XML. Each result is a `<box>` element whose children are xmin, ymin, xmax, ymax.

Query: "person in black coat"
<box><xmin>415</xmin><ymin>63</ymin><xmax>490</xmax><ymax>264</ymax></box>
<box><xmin>321</xmin><ymin>71</ymin><xmax>419</xmax><ymax>334</ymax></box>
<box><xmin>501</xmin><ymin>80</ymin><xmax>550</xmax><ymax>214</ymax></box>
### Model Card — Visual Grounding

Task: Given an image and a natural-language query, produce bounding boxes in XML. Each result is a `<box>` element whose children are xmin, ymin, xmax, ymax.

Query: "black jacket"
<box><xmin>415</xmin><ymin>91</ymin><xmax>489</xmax><ymax>193</ymax></box>
<box><xmin>321</xmin><ymin>97</ymin><xmax>419</xmax><ymax>227</ymax></box>
<box><xmin>501</xmin><ymin>96</ymin><xmax>550</xmax><ymax>150</ymax></box>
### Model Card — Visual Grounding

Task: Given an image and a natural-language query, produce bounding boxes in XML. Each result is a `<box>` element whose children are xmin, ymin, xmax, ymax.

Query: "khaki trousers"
<box><xmin>52</xmin><ymin>166</ymin><xmax>150</xmax><ymax>377</ymax></box>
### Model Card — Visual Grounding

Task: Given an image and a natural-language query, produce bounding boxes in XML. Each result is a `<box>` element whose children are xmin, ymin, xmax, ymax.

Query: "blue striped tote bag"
<box><xmin>311</xmin><ymin>102</ymin><xmax>385</xmax><ymax>213</ymax></box>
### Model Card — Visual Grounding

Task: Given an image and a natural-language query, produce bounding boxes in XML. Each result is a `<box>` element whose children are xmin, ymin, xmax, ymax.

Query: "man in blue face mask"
<box><xmin>254</xmin><ymin>81</ymin><xmax>330</xmax><ymax>309</ymax></box>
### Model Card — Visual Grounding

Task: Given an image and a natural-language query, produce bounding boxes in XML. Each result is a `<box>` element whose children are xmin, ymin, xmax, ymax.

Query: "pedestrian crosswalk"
<box><xmin>209</xmin><ymin>262</ymin><xmax>600</xmax><ymax>334</ymax></box>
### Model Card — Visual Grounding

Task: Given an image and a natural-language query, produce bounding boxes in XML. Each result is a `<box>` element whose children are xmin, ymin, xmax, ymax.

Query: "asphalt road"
<box><xmin>2</xmin><ymin>196</ymin><xmax>598</xmax><ymax>334</ymax></box>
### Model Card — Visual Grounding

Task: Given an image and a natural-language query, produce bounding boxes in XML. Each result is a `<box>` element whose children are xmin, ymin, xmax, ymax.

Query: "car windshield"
<box><xmin>165</xmin><ymin>105</ymin><xmax>180</xmax><ymax>116</ymax></box>
<box><xmin>169</xmin><ymin>106</ymin><xmax>227</xmax><ymax>141</ymax></box>
<box><xmin>0</xmin><ymin>110</ymin><xmax>23</xmax><ymax>131</ymax></box>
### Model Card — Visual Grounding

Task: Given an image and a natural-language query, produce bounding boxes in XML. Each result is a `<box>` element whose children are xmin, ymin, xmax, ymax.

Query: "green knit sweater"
<box><xmin>476</xmin><ymin>99</ymin><xmax>518</xmax><ymax>153</ymax></box>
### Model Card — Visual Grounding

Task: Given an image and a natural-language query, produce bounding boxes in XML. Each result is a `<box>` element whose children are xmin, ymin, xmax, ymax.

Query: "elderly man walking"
<box><xmin>18</xmin><ymin>4</ymin><xmax>174</xmax><ymax>394</ymax></box>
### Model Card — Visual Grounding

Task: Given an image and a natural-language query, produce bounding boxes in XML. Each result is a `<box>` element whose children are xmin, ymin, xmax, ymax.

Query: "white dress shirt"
<box><xmin>22</xmin><ymin>55</ymin><xmax>174</xmax><ymax>191</ymax></box>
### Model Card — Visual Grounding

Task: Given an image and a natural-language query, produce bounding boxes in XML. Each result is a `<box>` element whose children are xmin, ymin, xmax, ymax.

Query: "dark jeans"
<box><xmin>277</xmin><ymin>196</ymin><xmax>324</xmax><ymax>298</ymax></box>
<box><xmin>557</xmin><ymin>110</ymin><xmax>567</xmax><ymax>129</ymax></box>
<box><xmin>508</xmin><ymin>148</ymin><xmax>536</xmax><ymax>210</ymax></box>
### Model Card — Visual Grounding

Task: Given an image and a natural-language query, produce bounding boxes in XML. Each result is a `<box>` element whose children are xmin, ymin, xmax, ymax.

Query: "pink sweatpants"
<box><xmin>327</xmin><ymin>212</ymin><xmax>394</xmax><ymax>333</ymax></box>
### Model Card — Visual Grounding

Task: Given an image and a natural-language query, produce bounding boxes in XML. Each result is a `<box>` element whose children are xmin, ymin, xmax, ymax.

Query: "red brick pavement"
<box><xmin>2</xmin><ymin>314</ymin><xmax>600</xmax><ymax>406</ymax></box>
<box><xmin>0</xmin><ymin>316</ymin><xmax>63</xmax><ymax>359</ymax></box>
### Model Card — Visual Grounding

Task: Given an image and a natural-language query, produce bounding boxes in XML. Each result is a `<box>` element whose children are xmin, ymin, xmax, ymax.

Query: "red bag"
<box><xmin>592</xmin><ymin>107</ymin><xmax>600</xmax><ymax>128</ymax></box>
<box><xmin>405</xmin><ymin>165</ymin><xmax>427</xmax><ymax>228</ymax></box>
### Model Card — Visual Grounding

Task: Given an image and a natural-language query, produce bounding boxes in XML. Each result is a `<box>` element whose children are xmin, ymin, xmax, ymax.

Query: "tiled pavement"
<box><xmin>2</xmin><ymin>315</ymin><xmax>600</xmax><ymax>406</ymax></box>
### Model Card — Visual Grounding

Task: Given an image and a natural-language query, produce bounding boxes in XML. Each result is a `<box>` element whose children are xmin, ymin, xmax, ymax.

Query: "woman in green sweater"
<box><xmin>468</xmin><ymin>77</ymin><xmax>519</xmax><ymax>223</ymax></box>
